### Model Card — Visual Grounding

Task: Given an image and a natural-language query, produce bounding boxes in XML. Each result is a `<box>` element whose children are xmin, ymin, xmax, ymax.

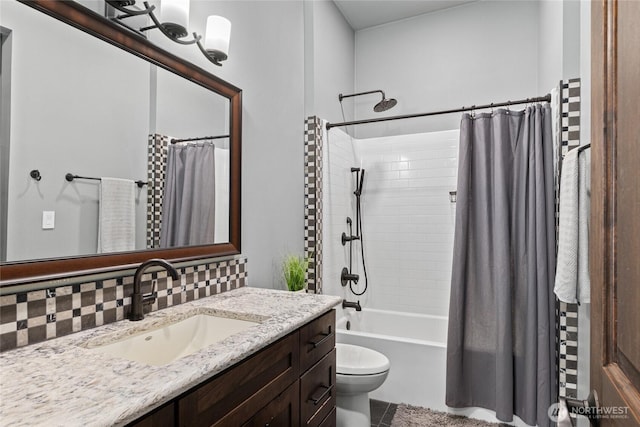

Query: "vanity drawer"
<box><xmin>178</xmin><ymin>331</ymin><xmax>300</xmax><ymax>427</ymax></box>
<box><xmin>300</xmin><ymin>348</ymin><xmax>336</xmax><ymax>427</ymax></box>
<box><xmin>300</xmin><ymin>310</ymin><xmax>335</xmax><ymax>372</ymax></box>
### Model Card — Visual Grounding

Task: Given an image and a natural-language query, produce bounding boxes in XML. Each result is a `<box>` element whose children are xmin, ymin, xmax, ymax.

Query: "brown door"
<box><xmin>590</xmin><ymin>0</ymin><xmax>640</xmax><ymax>426</ymax></box>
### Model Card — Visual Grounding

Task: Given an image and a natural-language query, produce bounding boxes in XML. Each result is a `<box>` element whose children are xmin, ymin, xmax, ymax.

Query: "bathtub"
<box><xmin>336</xmin><ymin>308</ymin><xmax>531</xmax><ymax>426</ymax></box>
<box><xmin>336</xmin><ymin>308</ymin><xmax>448</xmax><ymax>410</ymax></box>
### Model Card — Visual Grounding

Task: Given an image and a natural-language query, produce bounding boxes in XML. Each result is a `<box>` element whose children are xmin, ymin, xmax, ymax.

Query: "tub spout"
<box><xmin>342</xmin><ymin>299</ymin><xmax>362</xmax><ymax>311</ymax></box>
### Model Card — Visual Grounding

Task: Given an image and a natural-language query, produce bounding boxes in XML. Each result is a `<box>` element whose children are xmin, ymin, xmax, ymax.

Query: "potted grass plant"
<box><xmin>282</xmin><ymin>255</ymin><xmax>309</xmax><ymax>292</ymax></box>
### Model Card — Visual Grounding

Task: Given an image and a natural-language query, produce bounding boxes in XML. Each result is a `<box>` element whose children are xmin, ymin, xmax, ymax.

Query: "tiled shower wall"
<box><xmin>0</xmin><ymin>257</ymin><xmax>247</xmax><ymax>351</ymax></box>
<box><xmin>353</xmin><ymin>131</ymin><xmax>458</xmax><ymax>315</ymax></box>
<box><xmin>315</xmin><ymin>123</ymin><xmax>458</xmax><ymax>316</ymax></box>
<box><xmin>318</xmin><ymin>123</ymin><xmax>358</xmax><ymax>301</ymax></box>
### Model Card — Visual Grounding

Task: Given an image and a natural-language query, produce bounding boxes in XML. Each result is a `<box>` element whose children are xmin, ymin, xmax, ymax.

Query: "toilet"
<box><xmin>335</xmin><ymin>343</ymin><xmax>391</xmax><ymax>427</ymax></box>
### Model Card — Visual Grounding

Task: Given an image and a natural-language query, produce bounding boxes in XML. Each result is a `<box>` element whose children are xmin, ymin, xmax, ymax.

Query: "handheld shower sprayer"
<box><xmin>339</xmin><ymin>167</ymin><xmax>369</xmax><ymax>297</ymax></box>
<box><xmin>356</xmin><ymin>169</ymin><xmax>365</xmax><ymax>197</ymax></box>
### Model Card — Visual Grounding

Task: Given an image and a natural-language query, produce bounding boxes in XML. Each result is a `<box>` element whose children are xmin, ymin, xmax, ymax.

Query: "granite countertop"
<box><xmin>0</xmin><ymin>287</ymin><xmax>342</xmax><ymax>427</ymax></box>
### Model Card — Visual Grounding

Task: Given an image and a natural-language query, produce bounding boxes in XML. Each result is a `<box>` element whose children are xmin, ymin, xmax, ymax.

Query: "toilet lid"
<box><xmin>336</xmin><ymin>343</ymin><xmax>390</xmax><ymax>375</ymax></box>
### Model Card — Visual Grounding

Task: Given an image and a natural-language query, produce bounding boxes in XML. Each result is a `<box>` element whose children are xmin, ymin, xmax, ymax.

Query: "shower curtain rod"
<box><xmin>171</xmin><ymin>134</ymin><xmax>230</xmax><ymax>144</ymax></box>
<box><xmin>325</xmin><ymin>94</ymin><xmax>552</xmax><ymax>130</ymax></box>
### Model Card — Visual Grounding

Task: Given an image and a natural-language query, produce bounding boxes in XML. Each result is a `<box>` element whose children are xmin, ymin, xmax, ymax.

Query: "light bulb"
<box><xmin>204</xmin><ymin>15</ymin><xmax>231</xmax><ymax>60</ymax></box>
<box><xmin>161</xmin><ymin>0</ymin><xmax>189</xmax><ymax>33</ymax></box>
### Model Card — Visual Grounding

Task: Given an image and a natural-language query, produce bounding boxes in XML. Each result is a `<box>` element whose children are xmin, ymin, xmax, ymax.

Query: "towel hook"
<box><xmin>30</xmin><ymin>169</ymin><xmax>42</xmax><ymax>182</ymax></box>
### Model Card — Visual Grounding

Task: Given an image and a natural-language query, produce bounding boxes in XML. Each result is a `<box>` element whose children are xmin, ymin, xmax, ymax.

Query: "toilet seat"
<box><xmin>336</xmin><ymin>343</ymin><xmax>390</xmax><ymax>375</ymax></box>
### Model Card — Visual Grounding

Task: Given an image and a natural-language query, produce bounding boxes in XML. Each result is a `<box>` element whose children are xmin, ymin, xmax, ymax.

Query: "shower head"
<box><xmin>338</xmin><ymin>89</ymin><xmax>398</xmax><ymax>113</ymax></box>
<box><xmin>374</xmin><ymin>97</ymin><xmax>397</xmax><ymax>113</ymax></box>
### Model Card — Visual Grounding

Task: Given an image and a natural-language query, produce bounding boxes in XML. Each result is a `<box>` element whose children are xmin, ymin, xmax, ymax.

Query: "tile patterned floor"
<box><xmin>370</xmin><ymin>399</ymin><xmax>398</xmax><ymax>427</ymax></box>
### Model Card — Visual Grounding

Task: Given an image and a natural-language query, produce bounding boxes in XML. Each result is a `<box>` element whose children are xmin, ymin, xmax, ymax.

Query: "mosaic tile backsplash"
<box><xmin>0</xmin><ymin>257</ymin><xmax>247</xmax><ymax>351</ymax></box>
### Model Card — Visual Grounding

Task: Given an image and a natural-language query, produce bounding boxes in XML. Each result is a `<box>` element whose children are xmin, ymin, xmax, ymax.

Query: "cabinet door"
<box><xmin>242</xmin><ymin>381</ymin><xmax>300</xmax><ymax>427</ymax></box>
<box><xmin>179</xmin><ymin>332</ymin><xmax>299</xmax><ymax>427</ymax></box>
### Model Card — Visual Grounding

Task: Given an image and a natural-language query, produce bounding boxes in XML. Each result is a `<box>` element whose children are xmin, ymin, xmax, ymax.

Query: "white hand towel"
<box><xmin>98</xmin><ymin>177</ymin><xmax>136</xmax><ymax>253</ymax></box>
<box><xmin>577</xmin><ymin>149</ymin><xmax>590</xmax><ymax>303</ymax></box>
<box><xmin>554</xmin><ymin>148</ymin><xmax>591</xmax><ymax>303</ymax></box>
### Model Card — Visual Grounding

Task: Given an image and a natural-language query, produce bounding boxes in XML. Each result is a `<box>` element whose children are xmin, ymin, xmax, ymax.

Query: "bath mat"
<box><xmin>391</xmin><ymin>404</ymin><xmax>501</xmax><ymax>426</ymax></box>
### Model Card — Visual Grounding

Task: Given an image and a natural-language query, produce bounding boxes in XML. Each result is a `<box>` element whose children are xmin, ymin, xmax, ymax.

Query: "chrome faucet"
<box><xmin>342</xmin><ymin>299</ymin><xmax>362</xmax><ymax>312</ymax></box>
<box><xmin>130</xmin><ymin>259</ymin><xmax>179</xmax><ymax>321</ymax></box>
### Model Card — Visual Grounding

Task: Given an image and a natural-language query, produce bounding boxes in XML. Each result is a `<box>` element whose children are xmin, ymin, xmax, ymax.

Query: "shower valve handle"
<box><xmin>341</xmin><ymin>267</ymin><xmax>359</xmax><ymax>286</ymax></box>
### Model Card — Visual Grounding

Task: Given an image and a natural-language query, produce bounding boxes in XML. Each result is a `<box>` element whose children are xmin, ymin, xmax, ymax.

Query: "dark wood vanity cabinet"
<box><xmin>298</xmin><ymin>310</ymin><xmax>336</xmax><ymax>427</ymax></box>
<box><xmin>128</xmin><ymin>310</ymin><xmax>336</xmax><ymax>427</ymax></box>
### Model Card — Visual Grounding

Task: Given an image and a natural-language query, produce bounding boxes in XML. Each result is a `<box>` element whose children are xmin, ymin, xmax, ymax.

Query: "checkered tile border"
<box><xmin>146</xmin><ymin>134</ymin><xmax>169</xmax><ymax>249</ymax></box>
<box><xmin>557</xmin><ymin>78</ymin><xmax>581</xmax><ymax>400</ymax></box>
<box><xmin>561</xmin><ymin>79</ymin><xmax>581</xmax><ymax>154</ymax></box>
<box><xmin>0</xmin><ymin>257</ymin><xmax>247</xmax><ymax>351</ymax></box>
<box><xmin>304</xmin><ymin>116</ymin><xmax>323</xmax><ymax>294</ymax></box>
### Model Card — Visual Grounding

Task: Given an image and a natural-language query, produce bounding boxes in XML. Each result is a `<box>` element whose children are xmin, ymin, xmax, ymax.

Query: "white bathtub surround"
<box><xmin>336</xmin><ymin>309</ymin><xmax>532</xmax><ymax>426</ymax></box>
<box><xmin>322</xmin><ymin>126</ymin><xmax>459</xmax><ymax>316</ymax></box>
<box><xmin>322</xmin><ymin>124</ymin><xmax>362</xmax><ymax>302</ymax></box>
<box><xmin>0</xmin><ymin>288</ymin><xmax>341</xmax><ymax>426</ymax></box>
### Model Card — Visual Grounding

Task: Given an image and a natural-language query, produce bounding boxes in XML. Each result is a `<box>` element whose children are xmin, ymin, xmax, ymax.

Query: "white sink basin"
<box><xmin>89</xmin><ymin>314</ymin><xmax>258</xmax><ymax>366</ymax></box>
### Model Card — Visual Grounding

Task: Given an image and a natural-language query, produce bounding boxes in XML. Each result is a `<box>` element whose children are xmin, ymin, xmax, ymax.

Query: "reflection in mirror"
<box><xmin>0</xmin><ymin>0</ymin><xmax>232</xmax><ymax>264</ymax></box>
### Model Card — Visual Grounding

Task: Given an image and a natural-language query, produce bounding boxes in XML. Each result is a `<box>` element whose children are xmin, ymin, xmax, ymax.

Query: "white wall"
<box><xmin>353</xmin><ymin>0</ymin><xmax>540</xmax><ymax>139</ymax></box>
<box><xmin>538</xmin><ymin>0</ymin><xmax>582</xmax><ymax>91</ymax></box>
<box><xmin>169</xmin><ymin>1</ymin><xmax>306</xmax><ymax>288</ymax></box>
<box><xmin>538</xmin><ymin>0</ymin><xmax>564</xmax><ymax>92</ymax></box>
<box><xmin>307</xmin><ymin>0</ymin><xmax>355</xmax><ymax>126</ymax></box>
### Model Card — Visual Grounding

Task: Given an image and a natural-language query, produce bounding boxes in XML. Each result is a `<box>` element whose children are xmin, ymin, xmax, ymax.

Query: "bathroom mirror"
<box><xmin>0</xmin><ymin>0</ymin><xmax>242</xmax><ymax>286</ymax></box>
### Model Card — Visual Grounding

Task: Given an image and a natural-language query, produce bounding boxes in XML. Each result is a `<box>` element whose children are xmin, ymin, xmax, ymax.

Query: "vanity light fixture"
<box><xmin>105</xmin><ymin>0</ymin><xmax>231</xmax><ymax>66</ymax></box>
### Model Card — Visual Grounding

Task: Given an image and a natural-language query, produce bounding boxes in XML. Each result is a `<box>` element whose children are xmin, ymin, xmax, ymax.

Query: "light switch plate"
<box><xmin>42</xmin><ymin>211</ymin><xmax>55</xmax><ymax>229</ymax></box>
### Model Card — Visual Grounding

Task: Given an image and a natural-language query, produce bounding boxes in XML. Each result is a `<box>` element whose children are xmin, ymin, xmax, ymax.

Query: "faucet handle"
<box><xmin>142</xmin><ymin>291</ymin><xmax>157</xmax><ymax>304</ymax></box>
<box><xmin>142</xmin><ymin>280</ymin><xmax>158</xmax><ymax>304</ymax></box>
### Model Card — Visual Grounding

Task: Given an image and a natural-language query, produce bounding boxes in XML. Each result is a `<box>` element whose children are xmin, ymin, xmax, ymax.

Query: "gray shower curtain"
<box><xmin>446</xmin><ymin>105</ymin><xmax>556</xmax><ymax>427</ymax></box>
<box><xmin>160</xmin><ymin>142</ymin><xmax>215</xmax><ymax>248</ymax></box>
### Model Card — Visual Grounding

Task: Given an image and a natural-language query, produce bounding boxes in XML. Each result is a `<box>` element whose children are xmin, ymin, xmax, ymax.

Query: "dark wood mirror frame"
<box><xmin>0</xmin><ymin>0</ymin><xmax>242</xmax><ymax>286</ymax></box>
